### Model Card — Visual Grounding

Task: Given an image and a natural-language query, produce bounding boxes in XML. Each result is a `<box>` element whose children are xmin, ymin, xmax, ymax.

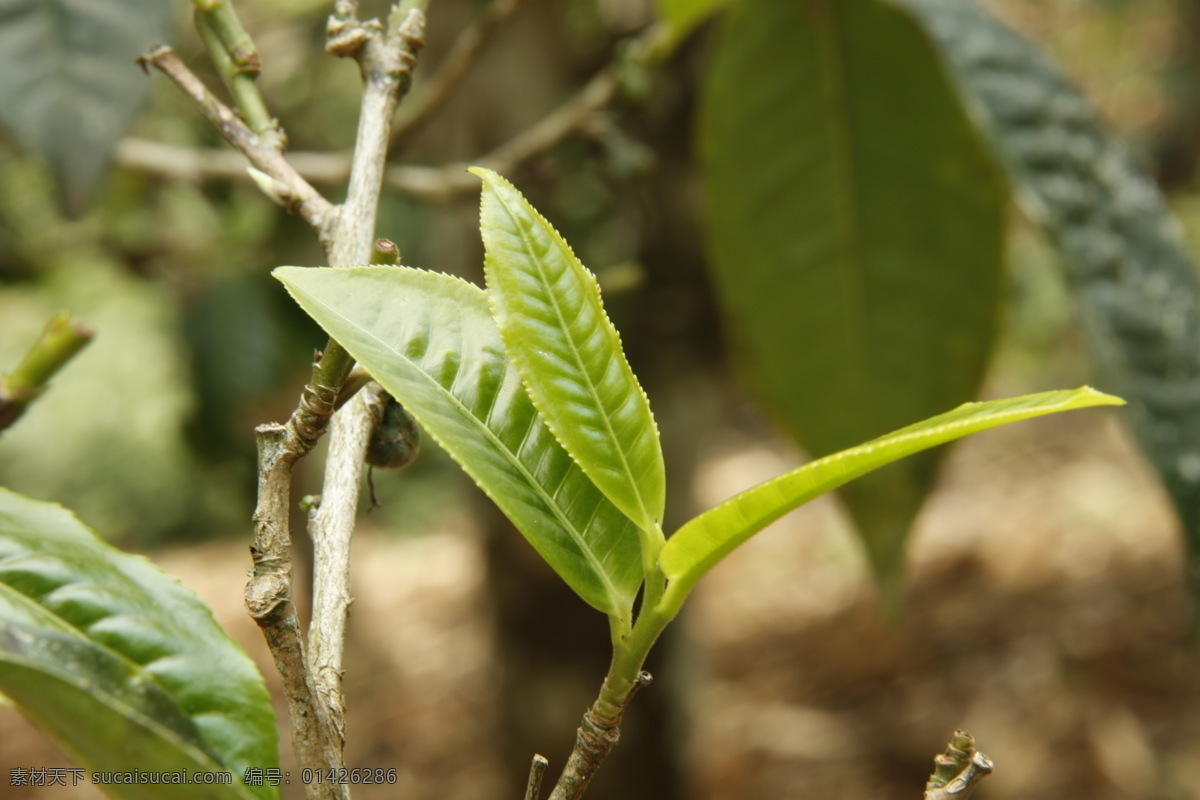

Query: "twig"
<box><xmin>116</xmin><ymin>65</ymin><xmax>613</xmax><ymax>203</ymax></box>
<box><xmin>524</xmin><ymin>754</ymin><xmax>550</xmax><ymax>800</ymax></box>
<box><xmin>142</xmin><ymin>19</ymin><xmax>353</xmax><ymax>794</ymax></box>
<box><xmin>480</xmin><ymin>69</ymin><xmax>618</xmax><ymax>175</ymax></box>
<box><xmin>114</xmin><ymin>138</ymin><xmax>344</xmax><ymax>184</ymax></box>
<box><xmin>255</xmin><ymin>4</ymin><xmax>426</xmax><ymax>789</ymax></box>
<box><xmin>0</xmin><ymin>313</ymin><xmax>93</xmax><ymax>432</ymax></box>
<box><xmin>248</xmin><ymin>383</ymin><xmax>346</xmax><ymax>800</ymax></box>
<box><xmin>143</xmin><ymin>24</ymin><xmax>349</xmax><ymax>799</ymax></box>
<box><xmin>924</xmin><ymin>731</ymin><xmax>994</xmax><ymax>800</ymax></box>
<box><xmin>147</xmin><ymin>3</ymin><xmax>426</xmax><ymax>796</ymax></box>
<box><xmin>137</xmin><ymin>46</ymin><xmax>333</xmax><ymax>234</ymax></box>
<box><xmin>391</xmin><ymin>0</ymin><xmax>533</xmax><ymax>142</ymax></box>
<box><xmin>191</xmin><ymin>0</ymin><xmax>277</xmax><ymax>138</ymax></box>
<box><xmin>308</xmin><ymin>383</ymin><xmax>383</xmax><ymax>746</ymax></box>
<box><xmin>547</xmin><ymin>671</ymin><xmax>653</xmax><ymax>800</ymax></box>
<box><xmin>307</xmin><ymin>1</ymin><xmax>427</xmax><ymax>400</ymax></box>
<box><xmin>323</xmin><ymin>2</ymin><xmax>427</xmax><ymax>265</ymax></box>
<box><xmin>119</xmin><ymin>21</ymin><xmax>657</xmax><ymax>203</ymax></box>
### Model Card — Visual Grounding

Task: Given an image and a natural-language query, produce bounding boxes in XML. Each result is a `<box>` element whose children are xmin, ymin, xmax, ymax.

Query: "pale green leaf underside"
<box><xmin>274</xmin><ymin>266</ymin><xmax>643</xmax><ymax>620</ymax></box>
<box><xmin>660</xmin><ymin>388</ymin><xmax>1123</xmax><ymax>592</ymax></box>
<box><xmin>474</xmin><ymin>168</ymin><xmax>666</xmax><ymax>536</ymax></box>
<box><xmin>0</xmin><ymin>488</ymin><xmax>277</xmax><ymax>800</ymax></box>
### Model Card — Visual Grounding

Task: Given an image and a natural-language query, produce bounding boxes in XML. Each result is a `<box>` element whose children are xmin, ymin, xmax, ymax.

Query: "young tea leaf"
<box><xmin>275</xmin><ymin>266</ymin><xmax>643</xmax><ymax>621</ymax></box>
<box><xmin>473</xmin><ymin>168</ymin><xmax>666</xmax><ymax>539</ymax></box>
<box><xmin>0</xmin><ymin>488</ymin><xmax>278</xmax><ymax>800</ymax></box>
<box><xmin>659</xmin><ymin>388</ymin><xmax>1123</xmax><ymax>603</ymax></box>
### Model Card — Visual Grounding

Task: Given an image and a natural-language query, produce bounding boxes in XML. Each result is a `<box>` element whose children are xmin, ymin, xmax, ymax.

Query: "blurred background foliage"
<box><xmin>0</xmin><ymin>0</ymin><xmax>726</xmax><ymax>550</ymax></box>
<box><xmin>5</xmin><ymin>0</ymin><xmax>1199</xmax><ymax>552</ymax></box>
<box><xmin>4</xmin><ymin>0</ymin><xmax>1200</xmax><ymax>797</ymax></box>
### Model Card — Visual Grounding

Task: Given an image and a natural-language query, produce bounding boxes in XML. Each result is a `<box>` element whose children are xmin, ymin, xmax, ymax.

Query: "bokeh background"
<box><xmin>3</xmin><ymin>0</ymin><xmax>1200</xmax><ymax>798</ymax></box>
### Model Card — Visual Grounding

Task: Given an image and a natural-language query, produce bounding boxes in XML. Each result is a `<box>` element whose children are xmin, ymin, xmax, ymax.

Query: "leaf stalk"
<box><xmin>548</xmin><ymin>566</ymin><xmax>675</xmax><ymax>800</ymax></box>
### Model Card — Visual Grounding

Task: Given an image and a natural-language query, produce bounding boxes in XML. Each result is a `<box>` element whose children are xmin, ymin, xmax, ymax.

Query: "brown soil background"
<box><xmin>2</xmin><ymin>394</ymin><xmax>1195</xmax><ymax>800</ymax></box>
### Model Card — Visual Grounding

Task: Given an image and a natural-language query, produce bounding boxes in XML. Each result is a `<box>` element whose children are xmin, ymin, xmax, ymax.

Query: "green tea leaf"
<box><xmin>698</xmin><ymin>0</ymin><xmax>1006</xmax><ymax>600</ymax></box>
<box><xmin>0</xmin><ymin>488</ymin><xmax>277</xmax><ymax>800</ymax></box>
<box><xmin>473</xmin><ymin>168</ymin><xmax>666</xmax><ymax>539</ymax></box>
<box><xmin>660</xmin><ymin>388</ymin><xmax>1123</xmax><ymax>599</ymax></box>
<box><xmin>0</xmin><ymin>0</ymin><xmax>177</xmax><ymax>213</ymax></box>
<box><xmin>275</xmin><ymin>266</ymin><xmax>643</xmax><ymax>620</ymax></box>
<box><xmin>891</xmin><ymin>0</ymin><xmax>1200</xmax><ymax>602</ymax></box>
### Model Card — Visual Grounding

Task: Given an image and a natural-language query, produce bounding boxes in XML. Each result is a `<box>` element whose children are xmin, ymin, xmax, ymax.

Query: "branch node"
<box><xmin>244</xmin><ymin>571</ymin><xmax>290</xmax><ymax>620</ymax></box>
<box><xmin>288</xmin><ymin>382</ymin><xmax>339</xmax><ymax>455</ymax></box>
<box><xmin>925</xmin><ymin>730</ymin><xmax>994</xmax><ymax>800</ymax></box>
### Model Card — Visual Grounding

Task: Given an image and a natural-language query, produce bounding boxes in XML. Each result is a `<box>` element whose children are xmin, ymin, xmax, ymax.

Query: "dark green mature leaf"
<box><xmin>474</xmin><ymin>168</ymin><xmax>666</xmax><ymax>538</ymax></box>
<box><xmin>698</xmin><ymin>0</ymin><xmax>1006</xmax><ymax>600</ymax></box>
<box><xmin>275</xmin><ymin>266</ymin><xmax>643</xmax><ymax>620</ymax></box>
<box><xmin>661</xmin><ymin>388</ymin><xmax>1123</xmax><ymax>600</ymax></box>
<box><xmin>0</xmin><ymin>0</ymin><xmax>177</xmax><ymax>213</ymax></box>
<box><xmin>0</xmin><ymin>488</ymin><xmax>277</xmax><ymax>800</ymax></box>
<box><xmin>0</xmin><ymin>589</ymin><xmax>256</xmax><ymax>800</ymax></box>
<box><xmin>890</xmin><ymin>0</ymin><xmax>1200</xmax><ymax>599</ymax></box>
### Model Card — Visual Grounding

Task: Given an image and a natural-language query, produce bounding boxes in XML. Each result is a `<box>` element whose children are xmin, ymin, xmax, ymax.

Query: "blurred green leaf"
<box><xmin>656</xmin><ymin>0</ymin><xmax>731</xmax><ymax>40</ymax></box>
<box><xmin>661</xmin><ymin>388</ymin><xmax>1124</xmax><ymax>599</ymax></box>
<box><xmin>0</xmin><ymin>260</ymin><xmax>204</xmax><ymax>543</ymax></box>
<box><xmin>0</xmin><ymin>488</ymin><xmax>277</xmax><ymax>799</ymax></box>
<box><xmin>274</xmin><ymin>266</ymin><xmax>644</xmax><ymax>621</ymax></box>
<box><xmin>475</xmin><ymin>168</ymin><xmax>666</xmax><ymax>538</ymax></box>
<box><xmin>892</xmin><ymin>0</ymin><xmax>1200</xmax><ymax>601</ymax></box>
<box><xmin>183</xmin><ymin>273</ymin><xmax>291</xmax><ymax>460</ymax></box>
<box><xmin>698</xmin><ymin>0</ymin><xmax>1006</xmax><ymax>601</ymax></box>
<box><xmin>0</xmin><ymin>0</ymin><xmax>178</xmax><ymax>213</ymax></box>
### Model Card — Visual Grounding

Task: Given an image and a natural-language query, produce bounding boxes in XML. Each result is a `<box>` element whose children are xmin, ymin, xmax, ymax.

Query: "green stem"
<box><xmin>312</xmin><ymin>341</ymin><xmax>355</xmax><ymax>397</ymax></box>
<box><xmin>0</xmin><ymin>313</ymin><xmax>93</xmax><ymax>431</ymax></box>
<box><xmin>192</xmin><ymin>0</ymin><xmax>275</xmax><ymax>136</ymax></box>
<box><xmin>547</xmin><ymin>571</ymin><xmax>676</xmax><ymax>800</ymax></box>
<box><xmin>370</xmin><ymin>238</ymin><xmax>401</xmax><ymax>264</ymax></box>
<box><xmin>637</xmin><ymin>524</ymin><xmax>667</xmax><ymax>627</ymax></box>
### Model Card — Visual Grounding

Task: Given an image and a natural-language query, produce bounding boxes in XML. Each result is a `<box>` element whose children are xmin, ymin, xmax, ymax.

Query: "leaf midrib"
<box><xmin>817</xmin><ymin>0</ymin><xmax>875</xmax><ymax>438</ymax></box>
<box><xmin>665</xmin><ymin>389</ymin><xmax>1117</xmax><ymax>582</ymax></box>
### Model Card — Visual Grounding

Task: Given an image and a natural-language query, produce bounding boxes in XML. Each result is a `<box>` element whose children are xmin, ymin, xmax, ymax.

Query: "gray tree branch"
<box><xmin>145</xmin><ymin>4</ymin><xmax>426</xmax><ymax>798</ymax></box>
<box><xmin>308</xmin><ymin>383</ymin><xmax>384</xmax><ymax>747</ymax></box>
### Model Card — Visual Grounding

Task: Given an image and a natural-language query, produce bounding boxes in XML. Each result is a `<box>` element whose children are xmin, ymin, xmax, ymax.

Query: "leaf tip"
<box><xmin>467</xmin><ymin>165</ymin><xmax>495</xmax><ymax>183</ymax></box>
<box><xmin>1079</xmin><ymin>385</ymin><xmax>1126</xmax><ymax>407</ymax></box>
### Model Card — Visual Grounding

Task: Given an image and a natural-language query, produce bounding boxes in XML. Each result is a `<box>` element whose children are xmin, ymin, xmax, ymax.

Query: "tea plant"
<box><xmin>274</xmin><ymin>167</ymin><xmax>1121</xmax><ymax>797</ymax></box>
<box><xmin>7</xmin><ymin>0</ymin><xmax>1192</xmax><ymax>798</ymax></box>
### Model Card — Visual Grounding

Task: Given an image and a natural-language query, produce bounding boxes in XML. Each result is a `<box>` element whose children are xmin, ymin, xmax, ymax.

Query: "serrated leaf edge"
<box><xmin>471</xmin><ymin>167</ymin><xmax>666</xmax><ymax>534</ymax></box>
<box><xmin>274</xmin><ymin>264</ymin><xmax>637</xmax><ymax>619</ymax></box>
<box><xmin>660</xmin><ymin>387</ymin><xmax>1125</xmax><ymax>586</ymax></box>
